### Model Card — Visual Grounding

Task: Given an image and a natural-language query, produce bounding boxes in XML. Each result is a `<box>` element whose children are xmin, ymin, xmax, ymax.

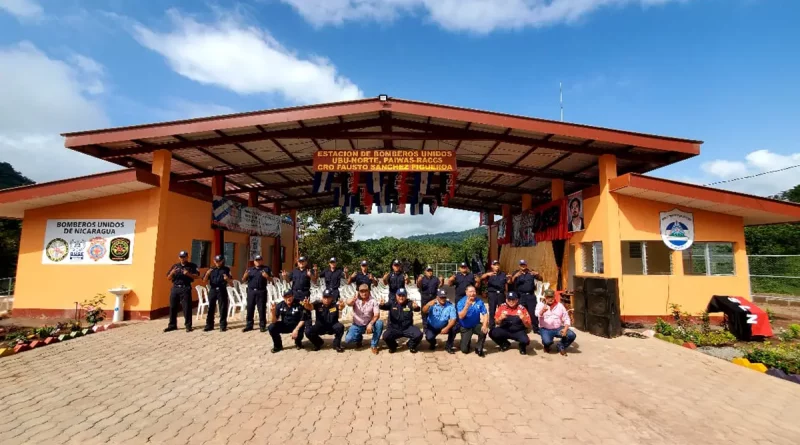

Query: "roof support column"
<box><xmin>272</xmin><ymin>203</ymin><xmax>282</xmax><ymax>274</ymax></box>
<box><xmin>212</xmin><ymin>175</ymin><xmax>225</xmax><ymax>257</ymax></box>
<box><xmin>148</xmin><ymin>150</ymin><xmax>172</xmax><ymax>312</ymax></box>
<box><xmin>486</xmin><ymin>213</ymin><xmax>496</xmax><ymax>265</ymax></box>
<box><xmin>598</xmin><ymin>154</ymin><xmax>621</xmax><ymax>278</ymax></box>
<box><xmin>521</xmin><ymin>194</ymin><xmax>533</xmax><ymax>211</ymax></box>
<box><xmin>246</xmin><ymin>191</ymin><xmax>258</xmax><ymax>267</ymax></box>
<box><xmin>290</xmin><ymin>209</ymin><xmax>299</xmax><ymax>268</ymax></box>
<box><xmin>551</xmin><ymin>179</ymin><xmax>565</xmax><ymax>200</ymax></box>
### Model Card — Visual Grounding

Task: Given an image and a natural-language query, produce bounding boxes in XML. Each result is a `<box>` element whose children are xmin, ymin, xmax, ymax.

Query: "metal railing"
<box><xmin>749</xmin><ymin>255</ymin><xmax>800</xmax><ymax>297</ymax></box>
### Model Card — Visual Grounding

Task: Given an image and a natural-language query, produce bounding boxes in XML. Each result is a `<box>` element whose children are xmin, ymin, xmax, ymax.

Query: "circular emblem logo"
<box><xmin>87</xmin><ymin>236</ymin><xmax>107</xmax><ymax>261</ymax></box>
<box><xmin>109</xmin><ymin>237</ymin><xmax>131</xmax><ymax>262</ymax></box>
<box><xmin>45</xmin><ymin>238</ymin><xmax>68</xmax><ymax>262</ymax></box>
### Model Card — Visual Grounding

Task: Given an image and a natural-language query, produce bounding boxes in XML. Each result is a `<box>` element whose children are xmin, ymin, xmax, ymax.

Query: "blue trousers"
<box><xmin>540</xmin><ymin>327</ymin><xmax>576</xmax><ymax>351</ymax></box>
<box><xmin>344</xmin><ymin>320</ymin><xmax>384</xmax><ymax>348</ymax></box>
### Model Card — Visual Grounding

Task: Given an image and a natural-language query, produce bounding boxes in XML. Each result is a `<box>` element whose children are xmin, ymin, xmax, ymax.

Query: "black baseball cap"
<box><xmin>396</xmin><ymin>288</ymin><xmax>407</xmax><ymax>296</ymax></box>
<box><xmin>254</xmin><ymin>255</ymin><xmax>263</xmax><ymax>261</ymax></box>
<box><xmin>506</xmin><ymin>291</ymin><xmax>519</xmax><ymax>300</ymax></box>
<box><xmin>323</xmin><ymin>289</ymin><xmax>333</xmax><ymax>298</ymax></box>
<box><xmin>298</xmin><ymin>256</ymin><xmax>307</xmax><ymax>262</ymax></box>
<box><xmin>329</xmin><ymin>257</ymin><xmax>337</xmax><ymax>263</ymax></box>
<box><xmin>360</xmin><ymin>260</ymin><xmax>368</xmax><ymax>266</ymax></box>
<box><xmin>392</xmin><ymin>260</ymin><xmax>401</xmax><ymax>266</ymax></box>
<box><xmin>283</xmin><ymin>289</ymin><xmax>293</xmax><ymax>298</ymax></box>
<box><xmin>178</xmin><ymin>251</ymin><xmax>188</xmax><ymax>258</ymax></box>
<box><xmin>214</xmin><ymin>255</ymin><xmax>225</xmax><ymax>262</ymax></box>
<box><xmin>459</xmin><ymin>262</ymin><xmax>468</xmax><ymax>267</ymax></box>
<box><xmin>519</xmin><ymin>259</ymin><xmax>527</xmax><ymax>265</ymax></box>
<box><xmin>437</xmin><ymin>289</ymin><xmax>447</xmax><ymax>298</ymax></box>
<box><xmin>491</xmin><ymin>260</ymin><xmax>500</xmax><ymax>265</ymax></box>
<box><xmin>425</xmin><ymin>265</ymin><xmax>433</xmax><ymax>271</ymax></box>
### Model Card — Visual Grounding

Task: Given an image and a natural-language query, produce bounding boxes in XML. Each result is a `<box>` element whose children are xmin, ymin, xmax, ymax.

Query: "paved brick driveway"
<box><xmin>1</xmin><ymin>318</ymin><xmax>799</xmax><ymax>445</ymax></box>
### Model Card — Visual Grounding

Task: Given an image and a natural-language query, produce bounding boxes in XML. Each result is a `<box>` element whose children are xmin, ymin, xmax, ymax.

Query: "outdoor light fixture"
<box><xmin>378</xmin><ymin>94</ymin><xmax>388</xmax><ymax>101</ymax></box>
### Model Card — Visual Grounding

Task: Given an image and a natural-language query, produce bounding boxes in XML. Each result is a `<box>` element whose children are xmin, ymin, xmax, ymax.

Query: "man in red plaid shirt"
<box><xmin>488</xmin><ymin>291</ymin><xmax>533</xmax><ymax>355</ymax></box>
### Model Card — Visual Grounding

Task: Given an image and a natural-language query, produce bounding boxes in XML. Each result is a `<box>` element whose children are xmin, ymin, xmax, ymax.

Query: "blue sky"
<box><xmin>1</xmin><ymin>0</ymin><xmax>799</xmax><ymax>239</ymax></box>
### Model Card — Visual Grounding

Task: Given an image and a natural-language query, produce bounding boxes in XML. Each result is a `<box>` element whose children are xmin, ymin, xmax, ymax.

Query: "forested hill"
<box><xmin>405</xmin><ymin>226</ymin><xmax>487</xmax><ymax>243</ymax></box>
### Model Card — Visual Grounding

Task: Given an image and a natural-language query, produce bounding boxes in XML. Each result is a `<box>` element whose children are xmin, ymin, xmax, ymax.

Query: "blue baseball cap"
<box><xmin>437</xmin><ymin>289</ymin><xmax>447</xmax><ymax>298</ymax></box>
<box><xmin>323</xmin><ymin>289</ymin><xmax>333</xmax><ymax>298</ymax></box>
<box><xmin>506</xmin><ymin>291</ymin><xmax>519</xmax><ymax>300</ymax></box>
<box><xmin>396</xmin><ymin>288</ymin><xmax>407</xmax><ymax>296</ymax></box>
<box><xmin>283</xmin><ymin>289</ymin><xmax>293</xmax><ymax>298</ymax></box>
<box><xmin>178</xmin><ymin>251</ymin><xmax>188</xmax><ymax>258</ymax></box>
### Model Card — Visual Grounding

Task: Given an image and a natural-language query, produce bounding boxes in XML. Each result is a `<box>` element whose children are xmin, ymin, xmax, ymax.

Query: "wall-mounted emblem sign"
<box><xmin>660</xmin><ymin>209</ymin><xmax>694</xmax><ymax>251</ymax></box>
<box><xmin>313</xmin><ymin>150</ymin><xmax>456</xmax><ymax>172</ymax></box>
<box><xmin>42</xmin><ymin>220</ymin><xmax>136</xmax><ymax>265</ymax></box>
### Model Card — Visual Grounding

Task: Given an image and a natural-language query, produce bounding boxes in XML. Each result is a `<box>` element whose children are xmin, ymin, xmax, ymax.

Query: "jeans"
<box><xmin>344</xmin><ymin>320</ymin><xmax>385</xmax><ymax>348</ymax></box>
<box><xmin>539</xmin><ymin>327</ymin><xmax>576</xmax><ymax>351</ymax></box>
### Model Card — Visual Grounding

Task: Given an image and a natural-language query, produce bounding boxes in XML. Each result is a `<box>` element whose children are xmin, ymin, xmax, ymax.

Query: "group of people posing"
<box><xmin>164</xmin><ymin>251</ymin><xmax>577</xmax><ymax>356</ymax></box>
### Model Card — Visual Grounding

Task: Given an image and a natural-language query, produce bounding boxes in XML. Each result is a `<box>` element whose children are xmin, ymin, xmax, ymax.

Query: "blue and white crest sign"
<box><xmin>660</xmin><ymin>209</ymin><xmax>694</xmax><ymax>251</ymax></box>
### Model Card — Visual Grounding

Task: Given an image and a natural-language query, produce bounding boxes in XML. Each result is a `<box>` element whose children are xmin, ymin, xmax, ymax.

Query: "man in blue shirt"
<box><xmin>422</xmin><ymin>289</ymin><xmax>457</xmax><ymax>353</ymax></box>
<box><xmin>456</xmin><ymin>285</ymin><xmax>489</xmax><ymax>357</ymax></box>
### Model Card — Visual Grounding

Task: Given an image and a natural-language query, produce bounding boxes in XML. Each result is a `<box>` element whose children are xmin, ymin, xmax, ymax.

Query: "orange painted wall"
<box><xmin>14</xmin><ymin>189</ymin><xmax>158</xmax><ymax>313</ymax></box>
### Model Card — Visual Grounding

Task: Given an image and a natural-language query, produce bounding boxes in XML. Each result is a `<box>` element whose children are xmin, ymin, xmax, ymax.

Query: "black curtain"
<box><xmin>552</xmin><ymin>240</ymin><xmax>566</xmax><ymax>291</ymax></box>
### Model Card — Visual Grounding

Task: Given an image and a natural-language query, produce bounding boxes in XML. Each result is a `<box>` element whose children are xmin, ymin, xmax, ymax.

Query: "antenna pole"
<box><xmin>560</xmin><ymin>82</ymin><xmax>564</xmax><ymax>122</ymax></box>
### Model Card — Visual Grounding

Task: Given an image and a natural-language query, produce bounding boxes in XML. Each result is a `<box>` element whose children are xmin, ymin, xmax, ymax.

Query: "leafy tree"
<box><xmin>745</xmin><ymin>183</ymin><xmax>800</xmax><ymax>255</ymax></box>
<box><xmin>0</xmin><ymin>163</ymin><xmax>34</xmax><ymax>278</ymax></box>
<box><xmin>297</xmin><ymin>208</ymin><xmax>355</xmax><ymax>270</ymax></box>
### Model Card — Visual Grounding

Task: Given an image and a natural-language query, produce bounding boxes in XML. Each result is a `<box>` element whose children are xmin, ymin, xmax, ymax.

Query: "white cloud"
<box><xmin>129</xmin><ymin>8</ymin><xmax>363</xmax><ymax>104</ymax></box>
<box><xmin>351</xmin><ymin>207</ymin><xmax>479</xmax><ymax>240</ymax></box>
<box><xmin>698</xmin><ymin>150</ymin><xmax>800</xmax><ymax>196</ymax></box>
<box><xmin>281</xmin><ymin>0</ymin><xmax>686</xmax><ymax>34</ymax></box>
<box><xmin>0</xmin><ymin>0</ymin><xmax>43</xmax><ymax>21</ymax></box>
<box><xmin>0</xmin><ymin>42</ymin><xmax>117</xmax><ymax>182</ymax></box>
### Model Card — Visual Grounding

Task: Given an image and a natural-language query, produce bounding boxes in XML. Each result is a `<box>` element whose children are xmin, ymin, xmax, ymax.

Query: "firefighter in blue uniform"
<box><xmin>416</xmin><ymin>266</ymin><xmax>440</xmax><ymax>331</ymax></box>
<box><xmin>382</xmin><ymin>259</ymin><xmax>407</xmax><ymax>303</ymax></box>
<box><xmin>241</xmin><ymin>255</ymin><xmax>271</xmax><ymax>332</ymax></box>
<box><xmin>447</xmin><ymin>262</ymin><xmax>480</xmax><ymax>303</ymax></box>
<box><xmin>481</xmin><ymin>260</ymin><xmax>508</xmax><ymax>328</ymax></box>
<box><xmin>322</xmin><ymin>257</ymin><xmax>345</xmax><ymax>301</ymax></box>
<box><xmin>268</xmin><ymin>289</ymin><xmax>307</xmax><ymax>353</ymax></box>
<box><xmin>282</xmin><ymin>256</ymin><xmax>316</xmax><ymax>302</ymax></box>
<box><xmin>508</xmin><ymin>259</ymin><xmax>541</xmax><ymax>333</ymax></box>
<box><xmin>303</xmin><ymin>289</ymin><xmax>347</xmax><ymax>352</ymax></box>
<box><xmin>203</xmin><ymin>255</ymin><xmax>231</xmax><ymax>332</ymax></box>
<box><xmin>348</xmin><ymin>260</ymin><xmax>377</xmax><ymax>289</ymax></box>
<box><xmin>164</xmin><ymin>251</ymin><xmax>199</xmax><ymax>333</ymax></box>
<box><xmin>378</xmin><ymin>288</ymin><xmax>422</xmax><ymax>353</ymax></box>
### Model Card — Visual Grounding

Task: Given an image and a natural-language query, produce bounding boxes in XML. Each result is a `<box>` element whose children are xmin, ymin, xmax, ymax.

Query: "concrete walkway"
<box><xmin>1</xmin><ymin>319</ymin><xmax>799</xmax><ymax>445</ymax></box>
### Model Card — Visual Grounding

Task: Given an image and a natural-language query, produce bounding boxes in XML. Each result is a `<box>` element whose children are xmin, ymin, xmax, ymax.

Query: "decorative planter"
<box><xmin>44</xmin><ymin>337</ymin><xmax>59</xmax><ymax>345</ymax></box>
<box><xmin>682</xmin><ymin>342</ymin><xmax>697</xmax><ymax>350</ymax></box>
<box><xmin>13</xmin><ymin>344</ymin><xmax>29</xmax><ymax>353</ymax></box>
<box><xmin>70</xmin><ymin>331</ymin><xmax>82</xmax><ymax>338</ymax></box>
<box><xmin>81</xmin><ymin>329</ymin><xmax>92</xmax><ymax>336</ymax></box>
<box><xmin>29</xmin><ymin>340</ymin><xmax>44</xmax><ymax>349</ymax></box>
<box><xmin>58</xmin><ymin>334</ymin><xmax>70</xmax><ymax>342</ymax></box>
<box><xmin>103</xmin><ymin>323</ymin><xmax>115</xmax><ymax>330</ymax></box>
<box><xmin>0</xmin><ymin>348</ymin><xmax>13</xmax><ymax>358</ymax></box>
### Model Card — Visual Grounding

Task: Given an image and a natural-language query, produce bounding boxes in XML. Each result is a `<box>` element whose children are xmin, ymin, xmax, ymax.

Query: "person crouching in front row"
<box><xmin>379</xmin><ymin>288</ymin><xmax>423</xmax><ymax>353</ymax></box>
<box><xmin>303</xmin><ymin>289</ymin><xmax>346</xmax><ymax>352</ymax></box>
<box><xmin>536</xmin><ymin>289</ymin><xmax>576</xmax><ymax>356</ymax></box>
<box><xmin>489</xmin><ymin>291</ymin><xmax>533</xmax><ymax>355</ymax></box>
<box><xmin>343</xmin><ymin>284</ymin><xmax>384</xmax><ymax>355</ymax></box>
<box><xmin>268</xmin><ymin>290</ymin><xmax>306</xmax><ymax>353</ymax></box>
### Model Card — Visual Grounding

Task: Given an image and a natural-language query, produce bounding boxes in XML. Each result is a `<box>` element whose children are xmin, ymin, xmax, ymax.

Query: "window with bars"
<box><xmin>581</xmin><ymin>242</ymin><xmax>604</xmax><ymax>274</ymax></box>
<box><xmin>191</xmin><ymin>240</ymin><xmax>211</xmax><ymax>268</ymax></box>
<box><xmin>622</xmin><ymin>241</ymin><xmax>673</xmax><ymax>275</ymax></box>
<box><xmin>682</xmin><ymin>243</ymin><xmax>735</xmax><ymax>276</ymax></box>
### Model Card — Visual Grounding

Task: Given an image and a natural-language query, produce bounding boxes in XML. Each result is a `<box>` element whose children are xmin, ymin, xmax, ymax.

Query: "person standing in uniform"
<box><xmin>536</xmin><ymin>289</ymin><xmax>576</xmax><ymax>356</ymax></box>
<box><xmin>481</xmin><ymin>260</ymin><xmax>507</xmax><ymax>328</ymax></box>
<box><xmin>447</xmin><ymin>262</ymin><xmax>480</xmax><ymax>302</ymax></box>
<box><xmin>268</xmin><ymin>289</ymin><xmax>307</xmax><ymax>353</ymax></box>
<box><xmin>416</xmin><ymin>266</ymin><xmax>440</xmax><ymax>331</ymax></box>
<box><xmin>322</xmin><ymin>257</ymin><xmax>345</xmax><ymax>301</ymax></box>
<box><xmin>422</xmin><ymin>289</ymin><xmax>457</xmax><ymax>353</ymax></box>
<box><xmin>343</xmin><ymin>284</ymin><xmax>384</xmax><ymax>354</ymax></box>
<box><xmin>456</xmin><ymin>285</ymin><xmax>489</xmax><ymax>357</ymax></box>
<box><xmin>509</xmin><ymin>259</ymin><xmax>541</xmax><ymax>333</ymax></box>
<box><xmin>348</xmin><ymin>260</ymin><xmax>377</xmax><ymax>289</ymax></box>
<box><xmin>489</xmin><ymin>291</ymin><xmax>533</xmax><ymax>355</ymax></box>
<box><xmin>164</xmin><ymin>251</ymin><xmax>199</xmax><ymax>333</ymax></box>
<box><xmin>203</xmin><ymin>255</ymin><xmax>231</xmax><ymax>332</ymax></box>
<box><xmin>303</xmin><ymin>289</ymin><xmax>346</xmax><ymax>352</ymax></box>
<box><xmin>282</xmin><ymin>256</ymin><xmax>316</xmax><ymax>302</ymax></box>
<box><xmin>379</xmin><ymin>288</ymin><xmax>422</xmax><ymax>353</ymax></box>
<box><xmin>241</xmin><ymin>255</ymin><xmax>271</xmax><ymax>332</ymax></box>
<box><xmin>382</xmin><ymin>259</ymin><xmax>407</xmax><ymax>303</ymax></box>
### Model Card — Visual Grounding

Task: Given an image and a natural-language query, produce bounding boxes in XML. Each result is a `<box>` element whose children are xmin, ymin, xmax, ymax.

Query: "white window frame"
<box><xmin>582</xmin><ymin>242</ymin><xmax>604</xmax><ymax>274</ymax></box>
<box><xmin>683</xmin><ymin>242</ymin><xmax>735</xmax><ymax>276</ymax></box>
<box><xmin>622</xmin><ymin>241</ymin><xmax>673</xmax><ymax>276</ymax></box>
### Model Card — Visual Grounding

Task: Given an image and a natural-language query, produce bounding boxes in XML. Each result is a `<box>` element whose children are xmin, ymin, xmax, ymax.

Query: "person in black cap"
<box><xmin>422</xmin><ymin>289</ymin><xmax>457</xmax><ymax>353</ymax></box>
<box><xmin>302</xmin><ymin>289</ymin><xmax>346</xmax><ymax>352</ymax></box>
<box><xmin>282</xmin><ymin>255</ymin><xmax>316</xmax><ymax>302</ymax></box>
<box><xmin>322</xmin><ymin>257</ymin><xmax>345</xmax><ymax>301</ymax></box>
<box><xmin>348</xmin><ymin>260</ymin><xmax>377</xmax><ymax>289</ymax></box>
<box><xmin>509</xmin><ymin>259</ymin><xmax>541</xmax><ymax>333</ymax></box>
<box><xmin>268</xmin><ymin>289</ymin><xmax>307</xmax><ymax>352</ymax></box>
<box><xmin>241</xmin><ymin>255</ymin><xmax>271</xmax><ymax>332</ymax></box>
<box><xmin>382</xmin><ymin>259</ymin><xmax>407</xmax><ymax>303</ymax></box>
<box><xmin>481</xmin><ymin>259</ymin><xmax>508</xmax><ymax>328</ymax></box>
<box><xmin>447</xmin><ymin>262</ymin><xmax>479</xmax><ymax>303</ymax></box>
<box><xmin>489</xmin><ymin>291</ymin><xmax>533</xmax><ymax>355</ymax></box>
<box><xmin>202</xmin><ymin>255</ymin><xmax>231</xmax><ymax>332</ymax></box>
<box><xmin>416</xmin><ymin>265</ymin><xmax>440</xmax><ymax>331</ymax></box>
<box><xmin>378</xmin><ymin>288</ymin><xmax>422</xmax><ymax>353</ymax></box>
<box><xmin>164</xmin><ymin>251</ymin><xmax>199</xmax><ymax>333</ymax></box>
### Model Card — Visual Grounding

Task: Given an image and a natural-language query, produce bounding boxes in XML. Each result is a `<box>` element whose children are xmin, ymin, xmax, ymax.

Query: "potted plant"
<box><xmin>81</xmin><ymin>294</ymin><xmax>107</xmax><ymax>332</ymax></box>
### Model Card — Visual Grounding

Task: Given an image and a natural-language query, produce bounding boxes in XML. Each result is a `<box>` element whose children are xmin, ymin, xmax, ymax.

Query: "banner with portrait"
<box><xmin>567</xmin><ymin>191</ymin><xmax>584</xmax><ymax>233</ymax></box>
<box><xmin>42</xmin><ymin>219</ymin><xmax>136</xmax><ymax>265</ymax></box>
<box><xmin>511</xmin><ymin>198</ymin><xmax>571</xmax><ymax>247</ymax></box>
<box><xmin>497</xmin><ymin>217</ymin><xmax>511</xmax><ymax>245</ymax></box>
<box><xmin>212</xmin><ymin>196</ymin><xmax>281</xmax><ymax>237</ymax></box>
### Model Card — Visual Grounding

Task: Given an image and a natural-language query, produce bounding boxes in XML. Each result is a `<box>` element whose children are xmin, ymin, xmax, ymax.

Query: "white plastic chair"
<box><xmin>195</xmin><ymin>285</ymin><xmax>210</xmax><ymax>320</ymax></box>
<box><xmin>228</xmin><ymin>286</ymin><xmax>246</xmax><ymax>320</ymax></box>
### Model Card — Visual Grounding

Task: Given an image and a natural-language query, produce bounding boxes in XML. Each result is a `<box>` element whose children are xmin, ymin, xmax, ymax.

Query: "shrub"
<box><xmin>693</xmin><ymin>330</ymin><xmax>737</xmax><ymax>347</ymax></box>
<box><xmin>655</xmin><ymin>318</ymin><xmax>675</xmax><ymax>337</ymax></box>
<box><xmin>33</xmin><ymin>326</ymin><xmax>58</xmax><ymax>339</ymax></box>
<box><xmin>777</xmin><ymin>324</ymin><xmax>800</xmax><ymax>342</ymax></box>
<box><xmin>81</xmin><ymin>294</ymin><xmax>106</xmax><ymax>325</ymax></box>
<box><xmin>765</xmin><ymin>308</ymin><xmax>775</xmax><ymax>325</ymax></box>
<box><xmin>743</xmin><ymin>343</ymin><xmax>800</xmax><ymax>374</ymax></box>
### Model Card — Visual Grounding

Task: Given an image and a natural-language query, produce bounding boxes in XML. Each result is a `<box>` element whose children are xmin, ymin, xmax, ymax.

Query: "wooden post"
<box><xmin>212</xmin><ymin>175</ymin><xmax>225</xmax><ymax>256</ymax></box>
<box><xmin>272</xmin><ymin>203</ymin><xmax>282</xmax><ymax>274</ymax></box>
